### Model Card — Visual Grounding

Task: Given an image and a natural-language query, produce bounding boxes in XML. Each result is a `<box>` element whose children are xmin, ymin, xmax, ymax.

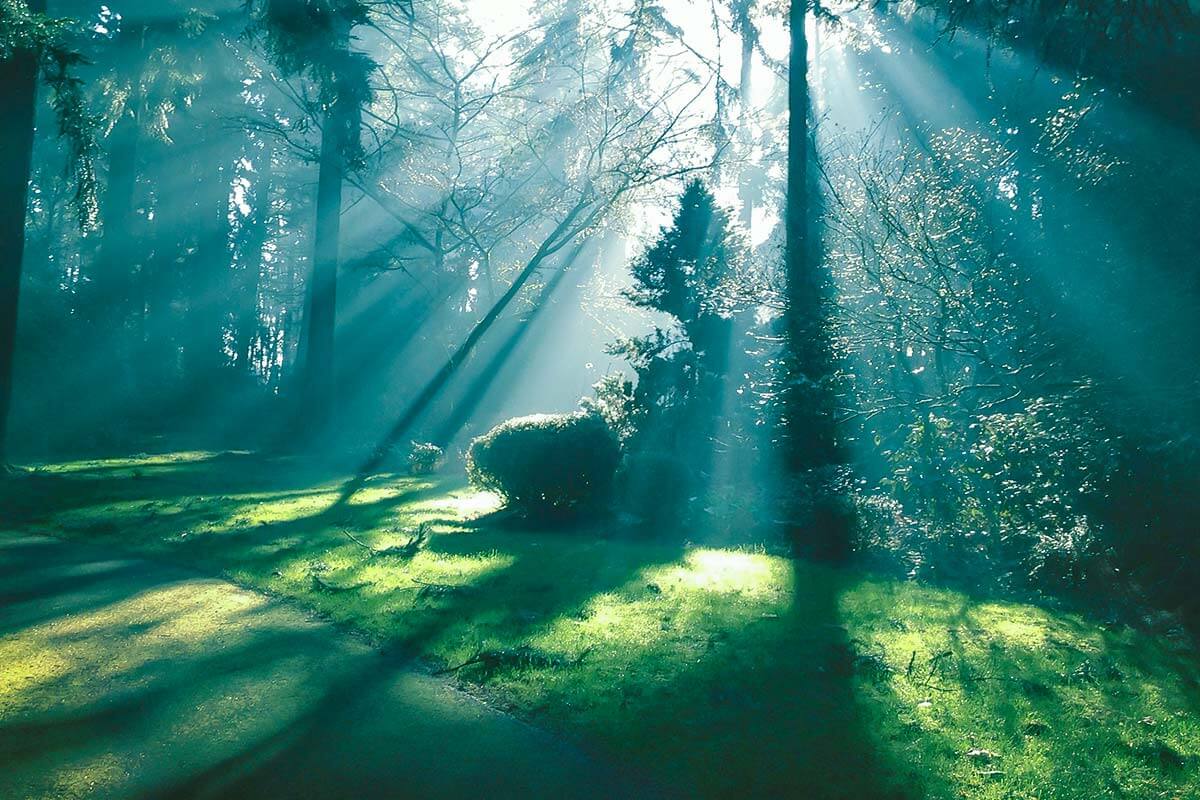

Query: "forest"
<box><xmin>1</xmin><ymin>0</ymin><xmax>1199</xmax><ymax>797</ymax></box>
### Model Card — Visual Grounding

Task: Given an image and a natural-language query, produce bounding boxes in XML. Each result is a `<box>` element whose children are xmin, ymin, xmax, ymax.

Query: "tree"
<box><xmin>0</xmin><ymin>1</ymin><xmax>42</xmax><ymax>467</ymax></box>
<box><xmin>784</xmin><ymin>1</ymin><xmax>830</xmax><ymax>457</ymax></box>
<box><xmin>616</xmin><ymin>180</ymin><xmax>741</xmax><ymax>468</ymax></box>
<box><xmin>775</xmin><ymin>0</ymin><xmax>850</xmax><ymax>559</ymax></box>
<box><xmin>0</xmin><ymin>0</ymin><xmax>95</xmax><ymax>465</ymax></box>
<box><xmin>249</xmin><ymin>0</ymin><xmax>384</xmax><ymax>437</ymax></box>
<box><xmin>330</xmin><ymin>0</ymin><xmax>720</xmax><ymax>495</ymax></box>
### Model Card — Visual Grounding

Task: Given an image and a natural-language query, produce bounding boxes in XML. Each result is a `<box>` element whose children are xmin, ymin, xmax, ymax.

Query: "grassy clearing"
<box><xmin>3</xmin><ymin>451</ymin><xmax>1200</xmax><ymax>798</ymax></box>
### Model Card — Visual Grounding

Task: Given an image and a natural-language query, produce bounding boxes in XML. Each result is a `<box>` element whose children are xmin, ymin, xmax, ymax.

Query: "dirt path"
<box><xmin>0</xmin><ymin>533</ymin><xmax>643</xmax><ymax>799</ymax></box>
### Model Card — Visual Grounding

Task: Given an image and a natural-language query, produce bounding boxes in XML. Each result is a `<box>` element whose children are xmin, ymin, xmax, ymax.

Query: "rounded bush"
<box><xmin>467</xmin><ymin>412</ymin><xmax>621</xmax><ymax>515</ymax></box>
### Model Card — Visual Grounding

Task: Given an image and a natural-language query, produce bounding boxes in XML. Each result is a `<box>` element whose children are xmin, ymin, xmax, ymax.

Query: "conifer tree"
<box><xmin>617</xmin><ymin>180</ymin><xmax>742</xmax><ymax>465</ymax></box>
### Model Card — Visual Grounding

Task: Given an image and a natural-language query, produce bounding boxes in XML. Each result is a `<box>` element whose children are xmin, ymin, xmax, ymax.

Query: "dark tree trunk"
<box><xmin>784</xmin><ymin>1</ymin><xmax>834</xmax><ymax>464</ymax></box>
<box><xmin>785</xmin><ymin>1</ymin><xmax>845</xmax><ymax>558</ymax></box>
<box><xmin>785</xmin><ymin>1</ymin><xmax>810</xmax><ymax>359</ymax></box>
<box><xmin>299</xmin><ymin>32</ymin><xmax>351</xmax><ymax>438</ymax></box>
<box><xmin>0</xmin><ymin>0</ymin><xmax>43</xmax><ymax>464</ymax></box>
<box><xmin>737</xmin><ymin>5</ymin><xmax>756</xmax><ymax>230</ymax></box>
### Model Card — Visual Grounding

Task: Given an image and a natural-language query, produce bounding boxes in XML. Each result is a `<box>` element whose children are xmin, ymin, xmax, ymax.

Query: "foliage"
<box><xmin>466</xmin><ymin>412</ymin><xmax>621</xmax><ymax>516</ymax></box>
<box><xmin>247</xmin><ymin>0</ymin><xmax>371</xmax><ymax>83</ymax></box>
<box><xmin>878</xmin><ymin>399</ymin><xmax>1119</xmax><ymax>591</ymax></box>
<box><xmin>580</xmin><ymin>374</ymin><xmax>640</xmax><ymax>444</ymax></box>
<box><xmin>611</xmin><ymin>180</ymin><xmax>745</xmax><ymax>461</ymax></box>
<box><xmin>819</xmin><ymin>101</ymin><xmax>1200</xmax><ymax>606</ymax></box>
<box><xmin>245</xmin><ymin>0</ymin><xmax>379</xmax><ymax>168</ymax></box>
<box><xmin>1</xmin><ymin>0</ymin><xmax>98</xmax><ymax>228</ymax></box>
<box><xmin>407</xmin><ymin>441</ymin><xmax>443</xmax><ymax>475</ymax></box>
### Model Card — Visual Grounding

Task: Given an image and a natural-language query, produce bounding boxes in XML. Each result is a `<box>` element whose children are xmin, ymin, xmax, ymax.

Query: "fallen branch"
<box><xmin>411</xmin><ymin>577</ymin><xmax>474</xmax><ymax>600</ymax></box>
<box><xmin>371</xmin><ymin>522</ymin><xmax>431</xmax><ymax>558</ymax></box>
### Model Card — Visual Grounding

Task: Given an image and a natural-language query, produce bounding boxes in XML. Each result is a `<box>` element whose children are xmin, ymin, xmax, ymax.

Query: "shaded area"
<box><xmin>5</xmin><ymin>454</ymin><xmax>1200</xmax><ymax>798</ymax></box>
<box><xmin>0</xmin><ymin>532</ymin><xmax>640</xmax><ymax>800</ymax></box>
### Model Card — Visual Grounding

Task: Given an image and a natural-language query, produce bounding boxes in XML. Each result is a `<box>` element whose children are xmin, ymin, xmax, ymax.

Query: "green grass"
<box><xmin>3</xmin><ymin>451</ymin><xmax>1200</xmax><ymax>798</ymax></box>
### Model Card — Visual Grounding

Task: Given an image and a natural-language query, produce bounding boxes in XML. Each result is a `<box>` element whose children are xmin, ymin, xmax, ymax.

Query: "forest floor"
<box><xmin>0</xmin><ymin>531</ymin><xmax>636</xmax><ymax>800</ymax></box>
<box><xmin>2</xmin><ymin>451</ymin><xmax>1200</xmax><ymax>799</ymax></box>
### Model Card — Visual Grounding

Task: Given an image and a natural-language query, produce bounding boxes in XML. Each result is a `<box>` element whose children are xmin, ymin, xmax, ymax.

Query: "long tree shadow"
<box><xmin>0</xmin><ymin>451</ymin><xmax>347</xmax><ymax>527</ymax></box>
<box><xmin>749</xmin><ymin>560</ymin><xmax>904</xmax><ymax>799</ymax></box>
<box><xmin>0</xmin><ymin>533</ymin><xmax>644</xmax><ymax>800</ymax></box>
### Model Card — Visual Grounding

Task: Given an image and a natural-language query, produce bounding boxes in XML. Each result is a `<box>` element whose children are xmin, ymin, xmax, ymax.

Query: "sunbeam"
<box><xmin>4</xmin><ymin>1</ymin><xmax>1200</xmax><ymax>798</ymax></box>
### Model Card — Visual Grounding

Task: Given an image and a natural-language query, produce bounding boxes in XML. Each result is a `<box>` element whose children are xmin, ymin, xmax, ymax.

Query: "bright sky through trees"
<box><xmin>2</xmin><ymin>0</ymin><xmax>1200</xmax><ymax>797</ymax></box>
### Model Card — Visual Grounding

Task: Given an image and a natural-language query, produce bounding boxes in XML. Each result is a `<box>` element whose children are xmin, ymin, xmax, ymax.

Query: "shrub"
<box><xmin>877</xmin><ymin>400</ymin><xmax>1121</xmax><ymax>592</ymax></box>
<box><xmin>466</xmin><ymin>412</ymin><xmax>621</xmax><ymax>516</ymax></box>
<box><xmin>407</xmin><ymin>442</ymin><xmax>444</xmax><ymax>475</ymax></box>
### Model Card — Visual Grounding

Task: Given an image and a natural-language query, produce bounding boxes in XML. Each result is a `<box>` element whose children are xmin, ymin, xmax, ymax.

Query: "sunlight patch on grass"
<box><xmin>0</xmin><ymin>638</ymin><xmax>73</xmax><ymax>711</ymax></box>
<box><xmin>661</xmin><ymin>548</ymin><xmax>786</xmax><ymax>597</ymax></box>
<box><xmin>214</xmin><ymin>489</ymin><xmax>344</xmax><ymax>526</ymax></box>
<box><xmin>435</xmin><ymin>489</ymin><xmax>503</xmax><ymax>521</ymax></box>
<box><xmin>7</xmin><ymin>453</ymin><xmax>1200</xmax><ymax>799</ymax></box>
<box><xmin>33</xmin><ymin>451</ymin><xmax>219</xmax><ymax>475</ymax></box>
<box><xmin>343</xmin><ymin>479</ymin><xmax>435</xmax><ymax>503</ymax></box>
<box><xmin>841</xmin><ymin>579</ymin><xmax>1200</xmax><ymax>800</ymax></box>
<box><xmin>0</xmin><ymin>580</ymin><xmax>272</xmax><ymax>718</ymax></box>
<box><xmin>379</xmin><ymin>487</ymin><xmax>503</xmax><ymax>532</ymax></box>
<box><xmin>45</xmin><ymin>753</ymin><xmax>127</xmax><ymax>800</ymax></box>
<box><xmin>514</xmin><ymin>548</ymin><xmax>791</xmax><ymax>677</ymax></box>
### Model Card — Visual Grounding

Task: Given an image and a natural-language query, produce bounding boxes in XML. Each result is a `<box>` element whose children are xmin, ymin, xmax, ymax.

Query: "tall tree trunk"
<box><xmin>785</xmin><ymin>1</ymin><xmax>844</xmax><ymax>558</ymax></box>
<box><xmin>785</xmin><ymin>1</ymin><xmax>810</xmax><ymax>357</ymax></box>
<box><xmin>0</xmin><ymin>0</ymin><xmax>44</xmax><ymax>465</ymax></box>
<box><xmin>737</xmin><ymin>5</ymin><xmax>756</xmax><ymax>230</ymax></box>
<box><xmin>299</xmin><ymin>29</ymin><xmax>351</xmax><ymax>438</ymax></box>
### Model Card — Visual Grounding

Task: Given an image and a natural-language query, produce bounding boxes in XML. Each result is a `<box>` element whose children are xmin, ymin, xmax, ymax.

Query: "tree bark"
<box><xmin>299</xmin><ymin>29</ymin><xmax>351</xmax><ymax>437</ymax></box>
<box><xmin>785</xmin><ymin>0</ymin><xmax>833</xmax><ymax>463</ymax></box>
<box><xmin>737</xmin><ymin>3</ymin><xmax>757</xmax><ymax>230</ymax></box>
<box><xmin>785</xmin><ymin>1</ymin><xmax>810</xmax><ymax>356</ymax></box>
<box><xmin>0</xmin><ymin>0</ymin><xmax>44</xmax><ymax>464</ymax></box>
<box><xmin>785</xmin><ymin>2</ymin><xmax>846</xmax><ymax>559</ymax></box>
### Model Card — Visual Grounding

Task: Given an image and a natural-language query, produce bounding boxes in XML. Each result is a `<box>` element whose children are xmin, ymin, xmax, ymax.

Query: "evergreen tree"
<box><xmin>617</xmin><ymin>180</ymin><xmax>742</xmax><ymax>467</ymax></box>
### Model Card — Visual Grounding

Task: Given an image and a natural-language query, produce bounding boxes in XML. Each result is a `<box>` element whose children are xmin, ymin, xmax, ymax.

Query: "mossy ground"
<box><xmin>3</xmin><ymin>451</ymin><xmax>1199</xmax><ymax>798</ymax></box>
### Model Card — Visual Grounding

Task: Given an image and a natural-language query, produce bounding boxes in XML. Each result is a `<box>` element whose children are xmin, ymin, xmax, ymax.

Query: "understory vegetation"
<box><xmin>3</xmin><ymin>0</ymin><xmax>1199</xmax><ymax>796</ymax></box>
<box><xmin>3</xmin><ymin>453</ymin><xmax>1200</xmax><ymax>799</ymax></box>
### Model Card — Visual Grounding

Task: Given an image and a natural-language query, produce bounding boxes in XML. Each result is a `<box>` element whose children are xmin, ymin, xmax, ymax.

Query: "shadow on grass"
<box><xmin>0</xmin><ymin>533</ymin><xmax>640</xmax><ymax>800</ymax></box>
<box><xmin>0</xmin><ymin>451</ymin><xmax>343</xmax><ymax>526</ymax></box>
<box><xmin>0</xmin><ymin>454</ymin><xmax>907</xmax><ymax>796</ymax></box>
<box><xmin>8</xmin><ymin>453</ymin><xmax>1199</xmax><ymax>799</ymax></box>
<box><xmin>841</xmin><ymin>578</ymin><xmax>1200</xmax><ymax>799</ymax></box>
